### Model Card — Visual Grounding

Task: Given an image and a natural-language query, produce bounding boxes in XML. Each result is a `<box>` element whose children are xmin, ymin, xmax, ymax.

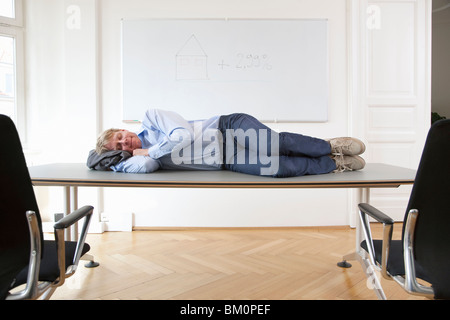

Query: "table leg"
<box><xmin>63</xmin><ymin>185</ymin><xmax>99</xmax><ymax>267</ymax></box>
<box><xmin>337</xmin><ymin>187</ymin><xmax>370</xmax><ymax>268</ymax></box>
<box><xmin>63</xmin><ymin>186</ymin><xmax>79</xmax><ymax>241</ymax></box>
<box><xmin>70</xmin><ymin>186</ymin><xmax>78</xmax><ymax>241</ymax></box>
<box><xmin>63</xmin><ymin>186</ymin><xmax>71</xmax><ymax>241</ymax></box>
<box><xmin>356</xmin><ymin>187</ymin><xmax>370</xmax><ymax>255</ymax></box>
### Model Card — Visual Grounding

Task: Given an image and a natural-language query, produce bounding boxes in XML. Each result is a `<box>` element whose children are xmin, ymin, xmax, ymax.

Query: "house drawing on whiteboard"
<box><xmin>176</xmin><ymin>35</ymin><xmax>208</xmax><ymax>80</ymax></box>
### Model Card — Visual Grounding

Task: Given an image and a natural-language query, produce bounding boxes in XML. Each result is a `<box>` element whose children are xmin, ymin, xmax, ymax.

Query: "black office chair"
<box><xmin>358</xmin><ymin>119</ymin><xmax>450</xmax><ymax>299</ymax></box>
<box><xmin>0</xmin><ymin>114</ymin><xmax>96</xmax><ymax>300</ymax></box>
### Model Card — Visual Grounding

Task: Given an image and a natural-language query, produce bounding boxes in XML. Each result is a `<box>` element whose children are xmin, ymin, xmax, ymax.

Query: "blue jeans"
<box><xmin>218</xmin><ymin>113</ymin><xmax>336</xmax><ymax>178</ymax></box>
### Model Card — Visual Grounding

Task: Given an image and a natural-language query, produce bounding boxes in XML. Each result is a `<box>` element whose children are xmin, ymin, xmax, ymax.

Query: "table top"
<box><xmin>28</xmin><ymin>163</ymin><xmax>416</xmax><ymax>189</ymax></box>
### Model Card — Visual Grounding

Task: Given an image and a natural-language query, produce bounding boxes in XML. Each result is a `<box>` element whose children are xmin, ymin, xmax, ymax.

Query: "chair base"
<box><xmin>358</xmin><ymin>253</ymin><xmax>387</xmax><ymax>300</ymax></box>
<box><xmin>338</xmin><ymin>250</ymin><xmax>387</xmax><ymax>300</ymax></box>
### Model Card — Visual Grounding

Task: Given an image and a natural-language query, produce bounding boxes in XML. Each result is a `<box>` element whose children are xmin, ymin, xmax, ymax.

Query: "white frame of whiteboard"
<box><xmin>121</xmin><ymin>18</ymin><xmax>329</xmax><ymax>123</ymax></box>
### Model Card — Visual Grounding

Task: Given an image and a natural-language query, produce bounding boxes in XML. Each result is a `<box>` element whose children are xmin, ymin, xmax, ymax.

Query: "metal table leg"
<box><xmin>337</xmin><ymin>187</ymin><xmax>370</xmax><ymax>267</ymax></box>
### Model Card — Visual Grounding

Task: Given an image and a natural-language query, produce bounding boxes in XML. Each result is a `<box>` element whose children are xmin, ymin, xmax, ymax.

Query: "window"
<box><xmin>0</xmin><ymin>0</ymin><xmax>22</xmax><ymax>26</ymax></box>
<box><xmin>0</xmin><ymin>0</ymin><xmax>24</xmax><ymax>136</ymax></box>
<box><xmin>0</xmin><ymin>0</ymin><xmax>14</xmax><ymax>18</ymax></box>
<box><xmin>0</xmin><ymin>35</ymin><xmax>15</xmax><ymax>118</ymax></box>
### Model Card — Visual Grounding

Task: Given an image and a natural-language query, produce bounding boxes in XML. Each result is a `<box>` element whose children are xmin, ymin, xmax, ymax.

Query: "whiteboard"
<box><xmin>122</xmin><ymin>19</ymin><xmax>328</xmax><ymax>122</ymax></box>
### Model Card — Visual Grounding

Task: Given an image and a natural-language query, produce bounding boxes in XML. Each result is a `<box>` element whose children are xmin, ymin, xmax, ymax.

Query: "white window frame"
<box><xmin>0</xmin><ymin>0</ymin><xmax>23</xmax><ymax>26</ymax></box>
<box><xmin>0</xmin><ymin>0</ymin><xmax>25</xmax><ymax>139</ymax></box>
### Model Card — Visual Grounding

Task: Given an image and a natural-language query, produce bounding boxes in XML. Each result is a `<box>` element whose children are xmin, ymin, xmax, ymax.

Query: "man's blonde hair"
<box><xmin>96</xmin><ymin>128</ymin><xmax>121</xmax><ymax>154</ymax></box>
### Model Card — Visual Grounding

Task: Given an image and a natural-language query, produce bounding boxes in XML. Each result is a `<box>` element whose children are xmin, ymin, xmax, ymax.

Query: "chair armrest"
<box><xmin>53</xmin><ymin>205</ymin><xmax>94</xmax><ymax>287</ymax></box>
<box><xmin>6</xmin><ymin>211</ymin><xmax>50</xmax><ymax>300</ymax></box>
<box><xmin>358</xmin><ymin>203</ymin><xmax>394</xmax><ymax>225</ymax></box>
<box><xmin>53</xmin><ymin>205</ymin><xmax>94</xmax><ymax>229</ymax></box>
<box><xmin>7</xmin><ymin>206</ymin><xmax>95</xmax><ymax>299</ymax></box>
<box><xmin>358</xmin><ymin>203</ymin><xmax>394</xmax><ymax>279</ymax></box>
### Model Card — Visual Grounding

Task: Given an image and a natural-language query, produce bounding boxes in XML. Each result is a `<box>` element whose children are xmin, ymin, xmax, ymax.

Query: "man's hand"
<box><xmin>133</xmin><ymin>149</ymin><xmax>149</xmax><ymax>156</ymax></box>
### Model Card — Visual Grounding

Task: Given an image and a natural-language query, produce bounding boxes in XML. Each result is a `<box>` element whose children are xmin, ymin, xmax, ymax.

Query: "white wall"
<box><xmin>23</xmin><ymin>0</ymin><xmax>431</xmax><ymax>230</ymax></box>
<box><xmin>24</xmin><ymin>0</ymin><xmax>100</xmax><ymax>229</ymax></box>
<box><xmin>100</xmin><ymin>0</ymin><xmax>350</xmax><ymax>228</ymax></box>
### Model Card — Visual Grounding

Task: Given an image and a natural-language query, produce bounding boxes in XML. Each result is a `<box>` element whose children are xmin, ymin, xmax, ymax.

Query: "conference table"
<box><xmin>28</xmin><ymin>162</ymin><xmax>416</xmax><ymax>277</ymax></box>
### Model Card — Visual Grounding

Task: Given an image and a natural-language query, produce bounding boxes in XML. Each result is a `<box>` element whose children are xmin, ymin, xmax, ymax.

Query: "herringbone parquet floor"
<box><xmin>50</xmin><ymin>224</ymin><xmax>426</xmax><ymax>300</ymax></box>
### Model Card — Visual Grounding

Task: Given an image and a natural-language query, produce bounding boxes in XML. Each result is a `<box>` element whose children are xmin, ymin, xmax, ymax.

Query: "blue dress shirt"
<box><xmin>111</xmin><ymin>109</ymin><xmax>223</xmax><ymax>173</ymax></box>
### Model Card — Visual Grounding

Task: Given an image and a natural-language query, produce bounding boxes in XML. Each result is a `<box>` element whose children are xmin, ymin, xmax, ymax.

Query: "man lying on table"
<box><xmin>89</xmin><ymin>109</ymin><xmax>365</xmax><ymax>178</ymax></box>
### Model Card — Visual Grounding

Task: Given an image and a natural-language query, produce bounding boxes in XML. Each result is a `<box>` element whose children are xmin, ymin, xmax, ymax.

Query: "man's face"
<box><xmin>105</xmin><ymin>129</ymin><xmax>142</xmax><ymax>153</ymax></box>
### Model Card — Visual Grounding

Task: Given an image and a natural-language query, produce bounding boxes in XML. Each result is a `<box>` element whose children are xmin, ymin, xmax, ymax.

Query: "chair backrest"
<box><xmin>0</xmin><ymin>115</ymin><xmax>43</xmax><ymax>299</ymax></box>
<box><xmin>404</xmin><ymin>119</ymin><xmax>450</xmax><ymax>299</ymax></box>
